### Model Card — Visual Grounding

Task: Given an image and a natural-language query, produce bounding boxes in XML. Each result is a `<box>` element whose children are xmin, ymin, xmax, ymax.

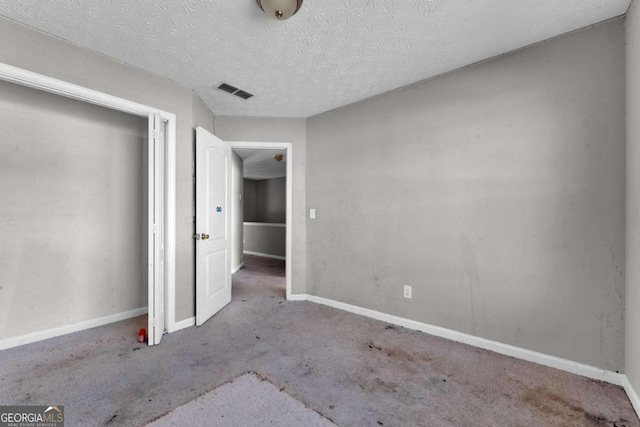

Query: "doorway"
<box><xmin>229</xmin><ymin>142</ymin><xmax>293</xmax><ymax>300</ymax></box>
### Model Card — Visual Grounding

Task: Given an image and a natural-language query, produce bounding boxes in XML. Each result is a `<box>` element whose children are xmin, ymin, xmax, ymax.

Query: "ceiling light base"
<box><xmin>256</xmin><ymin>0</ymin><xmax>303</xmax><ymax>20</ymax></box>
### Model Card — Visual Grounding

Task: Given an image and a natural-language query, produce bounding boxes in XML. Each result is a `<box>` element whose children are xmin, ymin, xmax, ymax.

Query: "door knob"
<box><xmin>201</xmin><ymin>233</ymin><xmax>210</xmax><ymax>240</ymax></box>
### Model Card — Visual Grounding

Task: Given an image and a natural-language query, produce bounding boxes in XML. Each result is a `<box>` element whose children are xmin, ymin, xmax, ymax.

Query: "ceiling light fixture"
<box><xmin>273</xmin><ymin>154</ymin><xmax>284</xmax><ymax>162</ymax></box>
<box><xmin>256</xmin><ymin>0</ymin><xmax>303</xmax><ymax>20</ymax></box>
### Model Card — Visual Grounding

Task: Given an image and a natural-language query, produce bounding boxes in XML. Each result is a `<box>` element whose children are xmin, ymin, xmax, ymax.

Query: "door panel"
<box><xmin>206</xmin><ymin>249</ymin><xmax>227</xmax><ymax>296</ymax></box>
<box><xmin>208</xmin><ymin>149</ymin><xmax>227</xmax><ymax>241</ymax></box>
<box><xmin>196</xmin><ymin>127</ymin><xmax>232</xmax><ymax>326</ymax></box>
<box><xmin>148</xmin><ymin>113</ymin><xmax>165</xmax><ymax>345</ymax></box>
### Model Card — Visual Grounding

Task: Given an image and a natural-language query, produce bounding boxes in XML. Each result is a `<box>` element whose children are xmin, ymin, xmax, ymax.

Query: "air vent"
<box><xmin>234</xmin><ymin>90</ymin><xmax>254</xmax><ymax>100</ymax></box>
<box><xmin>217</xmin><ymin>83</ymin><xmax>238</xmax><ymax>94</ymax></box>
<box><xmin>216</xmin><ymin>83</ymin><xmax>254</xmax><ymax>100</ymax></box>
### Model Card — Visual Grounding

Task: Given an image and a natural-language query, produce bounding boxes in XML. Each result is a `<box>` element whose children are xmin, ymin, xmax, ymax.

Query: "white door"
<box><xmin>148</xmin><ymin>113</ymin><xmax>165</xmax><ymax>345</ymax></box>
<box><xmin>195</xmin><ymin>126</ymin><xmax>232</xmax><ymax>326</ymax></box>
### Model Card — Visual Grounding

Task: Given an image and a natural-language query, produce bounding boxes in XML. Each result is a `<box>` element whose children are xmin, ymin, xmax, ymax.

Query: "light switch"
<box><xmin>309</xmin><ymin>208</ymin><xmax>316</xmax><ymax>219</ymax></box>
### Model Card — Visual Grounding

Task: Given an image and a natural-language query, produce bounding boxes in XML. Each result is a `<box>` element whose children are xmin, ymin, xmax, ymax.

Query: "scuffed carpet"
<box><xmin>146</xmin><ymin>373</ymin><xmax>336</xmax><ymax>426</ymax></box>
<box><xmin>2</xmin><ymin>256</ymin><xmax>636</xmax><ymax>426</ymax></box>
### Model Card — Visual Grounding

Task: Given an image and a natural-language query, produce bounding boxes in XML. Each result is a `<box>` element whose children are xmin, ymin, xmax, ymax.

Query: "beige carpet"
<box><xmin>147</xmin><ymin>373</ymin><xmax>336</xmax><ymax>426</ymax></box>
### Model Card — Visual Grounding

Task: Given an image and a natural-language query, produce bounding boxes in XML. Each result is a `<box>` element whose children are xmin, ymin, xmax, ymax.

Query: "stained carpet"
<box><xmin>0</xmin><ymin>254</ymin><xmax>637</xmax><ymax>426</ymax></box>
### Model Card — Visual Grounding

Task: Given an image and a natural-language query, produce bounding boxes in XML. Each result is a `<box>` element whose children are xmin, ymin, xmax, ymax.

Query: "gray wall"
<box><xmin>258</xmin><ymin>177</ymin><xmax>286</xmax><ymax>223</ymax></box>
<box><xmin>243</xmin><ymin>224</ymin><xmax>286</xmax><ymax>258</ymax></box>
<box><xmin>244</xmin><ymin>177</ymin><xmax>286</xmax><ymax>223</ymax></box>
<box><xmin>0</xmin><ymin>17</ymin><xmax>215</xmax><ymax>323</ymax></box>
<box><xmin>627</xmin><ymin>0</ymin><xmax>640</xmax><ymax>394</ymax></box>
<box><xmin>215</xmin><ymin>117</ymin><xmax>307</xmax><ymax>294</ymax></box>
<box><xmin>0</xmin><ymin>81</ymin><xmax>147</xmax><ymax>338</ymax></box>
<box><xmin>243</xmin><ymin>179</ymin><xmax>259</xmax><ymax>222</ymax></box>
<box><xmin>193</xmin><ymin>94</ymin><xmax>215</xmax><ymax>134</ymax></box>
<box><xmin>231</xmin><ymin>152</ymin><xmax>244</xmax><ymax>271</ymax></box>
<box><xmin>306</xmin><ymin>20</ymin><xmax>626</xmax><ymax>371</ymax></box>
<box><xmin>242</xmin><ymin>177</ymin><xmax>287</xmax><ymax>258</ymax></box>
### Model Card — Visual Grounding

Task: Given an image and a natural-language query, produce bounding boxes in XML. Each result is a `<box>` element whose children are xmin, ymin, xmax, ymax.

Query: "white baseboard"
<box><xmin>288</xmin><ymin>294</ymin><xmax>307</xmax><ymax>301</ymax></box>
<box><xmin>232</xmin><ymin>262</ymin><xmax>244</xmax><ymax>274</ymax></box>
<box><xmin>172</xmin><ymin>317</ymin><xmax>195</xmax><ymax>332</ymax></box>
<box><xmin>622</xmin><ymin>376</ymin><xmax>640</xmax><ymax>417</ymax></box>
<box><xmin>243</xmin><ymin>251</ymin><xmax>285</xmax><ymax>260</ymax></box>
<box><xmin>0</xmin><ymin>307</ymin><xmax>148</xmax><ymax>350</ymax></box>
<box><xmin>295</xmin><ymin>294</ymin><xmax>626</xmax><ymax>387</ymax></box>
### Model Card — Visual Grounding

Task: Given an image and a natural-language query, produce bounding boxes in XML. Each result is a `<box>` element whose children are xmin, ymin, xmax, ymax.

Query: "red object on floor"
<box><xmin>138</xmin><ymin>328</ymin><xmax>146</xmax><ymax>343</ymax></box>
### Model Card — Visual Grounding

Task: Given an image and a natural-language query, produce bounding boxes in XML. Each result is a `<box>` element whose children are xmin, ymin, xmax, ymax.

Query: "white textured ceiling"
<box><xmin>235</xmin><ymin>148</ymin><xmax>287</xmax><ymax>180</ymax></box>
<box><xmin>0</xmin><ymin>0</ymin><xmax>631</xmax><ymax>118</ymax></box>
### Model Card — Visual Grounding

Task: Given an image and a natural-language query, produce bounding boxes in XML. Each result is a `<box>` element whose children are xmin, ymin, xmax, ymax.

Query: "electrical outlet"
<box><xmin>309</xmin><ymin>208</ymin><xmax>316</xmax><ymax>219</ymax></box>
<box><xmin>403</xmin><ymin>285</ymin><xmax>412</xmax><ymax>299</ymax></box>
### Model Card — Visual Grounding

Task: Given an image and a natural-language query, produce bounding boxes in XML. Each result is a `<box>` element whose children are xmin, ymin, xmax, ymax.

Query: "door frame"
<box><xmin>228</xmin><ymin>141</ymin><xmax>293</xmax><ymax>299</ymax></box>
<box><xmin>0</xmin><ymin>62</ymin><xmax>177</xmax><ymax>344</ymax></box>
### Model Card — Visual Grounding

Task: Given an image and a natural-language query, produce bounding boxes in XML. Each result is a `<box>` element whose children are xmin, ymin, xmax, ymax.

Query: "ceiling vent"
<box><xmin>216</xmin><ymin>83</ymin><xmax>254</xmax><ymax>100</ymax></box>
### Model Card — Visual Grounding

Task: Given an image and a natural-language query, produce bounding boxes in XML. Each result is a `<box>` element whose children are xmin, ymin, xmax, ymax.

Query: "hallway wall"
<box><xmin>244</xmin><ymin>177</ymin><xmax>286</xmax><ymax>223</ymax></box>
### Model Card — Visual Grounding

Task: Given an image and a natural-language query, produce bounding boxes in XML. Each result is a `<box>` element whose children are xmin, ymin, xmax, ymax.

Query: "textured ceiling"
<box><xmin>235</xmin><ymin>148</ymin><xmax>287</xmax><ymax>180</ymax></box>
<box><xmin>0</xmin><ymin>0</ymin><xmax>631</xmax><ymax>118</ymax></box>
